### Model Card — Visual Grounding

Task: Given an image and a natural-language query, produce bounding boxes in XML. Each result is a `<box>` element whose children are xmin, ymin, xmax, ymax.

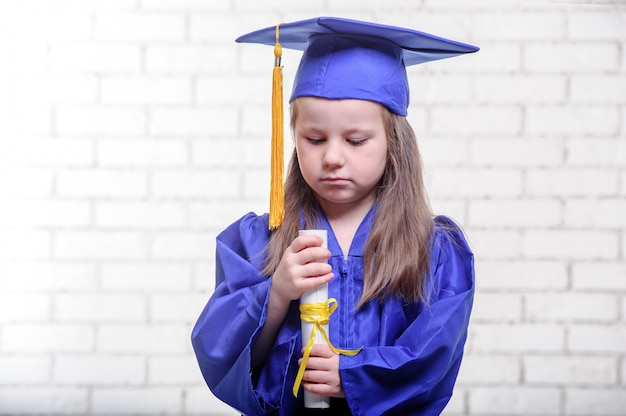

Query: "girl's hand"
<box><xmin>271</xmin><ymin>234</ymin><xmax>333</xmax><ymax>305</ymax></box>
<box><xmin>300</xmin><ymin>344</ymin><xmax>344</xmax><ymax>398</ymax></box>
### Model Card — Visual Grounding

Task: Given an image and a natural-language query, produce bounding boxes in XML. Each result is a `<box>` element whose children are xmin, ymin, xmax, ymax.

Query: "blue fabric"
<box><xmin>191</xmin><ymin>210</ymin><xmax>474</xmax><ymax>415</ymax></box>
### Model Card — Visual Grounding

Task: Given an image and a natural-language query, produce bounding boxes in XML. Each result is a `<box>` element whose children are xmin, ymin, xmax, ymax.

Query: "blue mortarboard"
<box><xmin>235</xmin><ymin>17</ymin><xmax>479</xmax><ymax>230</ymax></box>
<box><xmin>236</xmin><ymin>16</ymin><xmax>479</xmax><ymax>117</ymax></box>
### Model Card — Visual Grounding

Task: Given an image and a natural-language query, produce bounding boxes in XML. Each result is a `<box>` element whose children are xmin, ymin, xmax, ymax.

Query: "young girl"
<box><xmin>192</xmin><ymin>17</ymin><xmax>477</xmax><ymax>416</ymax></box>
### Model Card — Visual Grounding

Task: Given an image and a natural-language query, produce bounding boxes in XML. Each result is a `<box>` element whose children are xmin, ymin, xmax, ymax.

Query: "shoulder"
<box><xmin>432</xmin><ymin>215</ymin><xmax>473</xmax><ymax>258</ymax></box>
<box><xmin>216</xmin><ymin>212</ymin><xmax>272</xmax><ymax>270</ymax></box>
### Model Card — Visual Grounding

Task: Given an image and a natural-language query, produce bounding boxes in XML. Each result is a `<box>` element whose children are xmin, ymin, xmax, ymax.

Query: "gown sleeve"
<box><xmin>191</xmin><ymin>213</ymin><xmax>297</xmax><ymax>415</ymax></box>
<box><xmin>340</xmin><ymin>216</ymin><xmax>475</xmax><ymax>416</ymax></box>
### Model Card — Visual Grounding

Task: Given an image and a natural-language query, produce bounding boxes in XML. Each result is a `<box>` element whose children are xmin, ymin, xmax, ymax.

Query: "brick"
<box><xmin>0</xmin><ymin>104</ymin><xmax>51</xmax><ymax>136</ymax></box>
<box><xmin>0</xmin><ymin>356</ymin><xmax>51</xmax><ymax>384</ymax></box>
<box><xmin>565</xmin><ymin>199</ymin><xmax>626</xmax><ymax>228</ymax></box>
<box><xmin>0</xmin><ymin>293</ymin><xmax>50</xmax><ymax>322</ymax></box>
<box><xmin>430</xmin><ymin>106</ymin><xmax>522</xmax><ymax>137</ymax></box>
<box><xmin>98</xmin><ymin>138</ymin><xmax>188</xmax><ymax>167</ymax></box>
<box><xmin>149</xmin><ymin>107</ymin><xmax>238</xmax><ymax>137</ymax></box>
<box><xmin>190</xmin><ymin>13</ymin><xmax>257</xmax><ymax>42</ymax></box>
<box><xmin>427</xmin><ymin>168</ymin><xmax>523</xmax><ymax>198</ymax></box>
<box><xmin>54</xmin><ymin>231</ymin><xmax>149</xmax><ymax>260</ymax></box>
<box><xmin>568</xmin><ymin>325</ymin><xmax>626</xmax><ymax>353</ymax></box>
<box><xmin>92</xmin><ymin>388</ymin><xmax>181</xmax><ymax>414</ymax></box>
<box><xmin>470</xmin><ymin>138</ymin><xmax>564</xmax><ymax>167</ymax></box>
<box><xmin>54</xmin><ymin>355</ymin><xmax>144</xmax><ymax>384</ymax></box>
<box><xmin>410</xmin><ymin>75</ymin><xmax>473</xmax><ymax>104</ymax></box>
<box><xmin>572</xmin><ymin>262</ymin><xmax>626</xmax><ymax>291</ymax></box>
<box><xmin>148</xmin><ymin>355</ymin><xmax>202</xmax><ymax>384</ymax></box>
<box><xmin>468</xmin><ymin>199</ymin><xmax>561</xmax><ymax>228</ymax></box>
<box><xmin>140</xmin><ymin>0</ymin><xmax>231</xmax><ymax>10</ymax></box>
<box><xmin>192</xmin><ymin>138</ymin><xmax>263</xmax><ymax>167</ymax></box>
<box><xmin>565</xmin><ymin>388</ymin><xmax>626</xmax><ymax>416</ymax></box>
<box><xmin>470</xmin><ymin>386</ymin><xmax>560</xmax><ymax>415</ymax></box>
<box><xmin>149</xmin><ymin>294</ymin><xmax>209</xmax><ymax>323</ymax></box>
<box><xmin>151</xmin><ymin>170</ymin><xmax>240</xmax><ymax>199</ymax></box>
<box><xmin>527</xmin><ymin>106</ymin><xmax>619</xmax><ymax>137</ymax></box>
<box><xmin>0</xmin><ymin>262</ymin><xmax>97</xmax><ymax>292</ymax></box>
<box><xmin>525</xmin><ymin>43</ymin><xmax>619</xmax><ymax>72</ymax></box>
<box><xmin>184</xmin><ymin>386</ymin><xmax>238</xmax><ymax>415</ymax></box>
<box><xmin>95</xmin><ymin>201</ymin><xmax>186</xmax><ymax>229</ymax></box>
<box><xmin>145</xmin><ymin>45</ymin><xmax>236</xmax><ymax>73</ymax></box>
<box><xmin>0</xmin><ymin>387</ymin><xmax>87</xmax><ymax>414</ymax></box>
<box><xmin>0</xmin><ymin>11</ymin><xmax>91</xmax><ymax>42</ymax></box>
<box><xmin>0</xmin><ymin>168</ymin><xmax>54</xmax><ymax>197</ymax></box>
<box><xmin>476</xmin><ymin>260</ymin><xmax>568</xmax><ymax>290</ymax></box>
<box><xmin>196</xmin><ymin>74</ymin><xmax>269</xmax><ymax>106</ymax></box>
<box><xmin>0</xmin><ymin>138</ymin><xmax>94</xmax><ymax>167</ymax></box>
<box><xmin>94</xmin><ymin>12</ymin><xmax>185</xmax><ymax>42</ymax></box>
<box><xmin>100</xmin><ymin>263</ymin><xmax>192</xmax><ymax>291</ymax></box>
<box><xmin>471</xmin><ymin>324</ymin><xmax>564</xmax><ymax>353</ymax></box>
<box><xmin>151</xmin><ymin>232</ymin><xmax>214</xmax><ymax>260</ymax></box>
<box><xmin>54</xmin><ymin>294</ymin><xmax>146</xmax><ymax>322</ymax></box>
<box><xmin>102</xmin><ymin>76</ymin><xmax>192</xmax><ymax>105</ymax></box>
<box><xmin>526</xmin><ymin>293</ymin><xmax>618</xmax><ymax>322</ymax></box>
<box><xmin>56</xmin><ymin>106</ymin><xmax>146</xmax><ymax>136</ymax></box>
<box><xmin>571</xmin><ymin>75</ymin><xmax>626</xmax><ymax>104</ymax></box>
<box><xmin>1</xmin><ymin>324</ymin><xmax>93</xmax><ymax>353</ymax></box>
<box><xmin>97</xmin><ymin>324</ymin><xmax>190</xmax><ymax>353</ymax></box>
<box><xmin>430</xmin><ymin>200</ymin><xmax>467</xmax><ymax>226</ymax></box>
<box><xmin>465</xmin><ymin>230</ymin><xmax>523</xmax><ymax>260</ymax></box>
<box><xmin>243</xmin><ymin>168</ymin><xmax>270</xmax><ymax>200</ymax></box>
<box><xmin>50</xmin><ymin>43</ymin><xmax>142</xmax><ymax>72</ymax></box>
<box><xmin>420</xmin><ymin>138</ymin><xmax>469</xmax><ymax>166</ymax></box>
<box><xmin>57</xmin><ymin>169</ymin><xmax>148</xmax><ymax>197</ymax></box>
<box><xmin>472</xmin><ymin>12</ymin><xmax>565</xmax><ymax>41</ymax></box>
<box><xmin>525</xmin><ymin>168</ymin><xmax>619</xmax><ymax>197</ymax></box>
<box><xmin>523</xmin><ymin>230</ymin><xmax>619</xmax><ymax>260</ymax></box>
<box><xmin>455</xmin><ymin>355</ymin><xmax>520</xmax><ymax>384</ymax></box>
<box><xmin>189</xmin><ymin>201</ymin><xmax>261</xmax><ymax>229</ymax></box>
<box><xmin>12</xmin><ymin>74</ymin><xmax>98</xmax><ymax>104</ymax></box>
<box><xmin>0</xmin><ymin>199</ymin><xmax>91</xmax><ymax>227</ymax></box>
<box><xmin>525</xmin><ymin>355</ymin><xmax>617</xmax><ymax>385</ymax></box>
<box><xmin>569</xmin><ymin>12</ymin><xmax>626</xmax><ymax>40</ymax></box>
<box><xmin>470</xmin><ymin>292</ymin><xmax>522</xmax><ymax>323</ymax></box>
<box><xmin>0</xmin><ymin>230</ymin><xmax>51</xmax><ymax>260</ymax></box>
<box><xmin>567</xmin><ymin>138</ymin><xmax>626</xmax><ymax>167</ymax></box>
<box><xmin>476</xmin><ymin>74</ymin><xmax>566</xmax><ymax>104</ymax></box>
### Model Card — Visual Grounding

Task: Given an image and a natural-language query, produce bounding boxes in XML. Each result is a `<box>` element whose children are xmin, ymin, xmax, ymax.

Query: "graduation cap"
<box><xmin>236</xmin><ymin>17</ymin><xmax>479</xmax><ymax>229</ymax></box>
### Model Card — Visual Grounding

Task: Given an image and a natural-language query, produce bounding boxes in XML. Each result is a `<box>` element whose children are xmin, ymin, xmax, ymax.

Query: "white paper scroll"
<box><xmin>298</xmin><ymin>229</ymin><xmax>330</xmax><ymax>409</ymax></box>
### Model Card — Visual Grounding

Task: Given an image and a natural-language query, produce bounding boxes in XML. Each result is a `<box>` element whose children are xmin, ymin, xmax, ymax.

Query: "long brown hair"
<box><xmin>263</xmin><ymin>100</ymin><xmax>433</xmax><ymax>308</ymax></box>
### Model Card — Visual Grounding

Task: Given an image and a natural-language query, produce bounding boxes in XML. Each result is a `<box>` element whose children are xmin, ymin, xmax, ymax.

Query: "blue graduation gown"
<box><xmin>191</xmin><ymin>209</ymin><xmax>474</xmax><ymax>415</ymax></box>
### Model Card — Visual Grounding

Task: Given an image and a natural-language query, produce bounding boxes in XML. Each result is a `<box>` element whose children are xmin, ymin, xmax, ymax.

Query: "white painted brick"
<box><xmin>0</xmin><ymin>387</ymin><xmax>87</xmax><ymax>414</ymax></box>
<box><xmin>0</xmin><ymin>104</ymin><xmax>51</xmax><ymax>136</ymax></box>
<box><xmin>427</xmin><ymin>168</ymin><xmax>523</xmax><ymax>198</ymax></box>
<box><xmin>192</xmin><ymin>138</ymin><xmax>265</xmax><ymax>168</ymax></box>
<box><xmin>95</xmin><ymin>201</ymin><xmax>186</xmax><ymax>229</ymax></box>
<box><xmin>0</xmin><ymin>230</ymin><xmax>51</xmax><ymax>260</ymax></box>
<box><xmin>569</xmin><ymin>12</ymin><xmax>626</xmax><ymax>40</ymax></box>
<box><xmin>151</xmin><ymin>232</ymin><xmax>214</xmax><ymax>260</ymax></box>
<box><xmin>0</xmin><ymin>168</ymin><xmax>54</xmax><ymax>197</ymax></box>
<box><xmin>476</xmin><ymin>260</ymin><xmax>568</xmax><ymax>290</ymax></box>
<box><xmin>54</xmin><ymin>294</ymin><xmax>146</xmax><ymax>323</ymax></box>
<box><xmin>54</xmin><ymin>355</ymin><xmax>145</xmax><ymax>385</ymax></box>
<box><xmin>185</xmin><ymin>386</ymin><xmax>238</xmax><ymax>415</ymax></box>
<box><xmin>475</xmin><ymin>74</ymin><xmax>566</xmax><ymax>104</ymax></box>
<box><xmin>468</xmin><ymin>199</ymin><xmax>561</xmax><ymax>228</ymax></box>
<box><xmin>50</xmin><ymin>43</ymin><xmax>142</xmax><ymax>73</ymax></box>
<box><xmin>151</xmin><ymin>171</ymin><xmax>239</xmax><ymax>199</ymax></box>
<box><xmin>568</xmin><ymin>325</ymin><xmax>626</xmax><ymax>354</ymax></box>
<box><xmin>56</xmin><ymin>106</ymin><xmax>146</xmax><ymax>136</ymax></box>
<box><xmin>410</xmin><ymin>75</ymin><xmax>473</xmax><ymax>104</ymax></box>
<box><xmin>148</xmin><ymin>355</ymin><xmax>202</xmax><ymax>385</ymax></box>
<box><xmin>0</xmin><ymin>138</ymin><xmax>94</xmax><ymax>167</ymax></box>
<box><xmin>523</xmin><ymin>230</ymin><xmax>619</xmax><ymax>260</ymax></box>
<box><xmin>525</xmin><ymin>168</ymin><xmax>619</xmax><ymax>197</ymax></box>
<box><xmin>189</xmin><ymin>201</ymin><xmax>259</xmax><ymax>229</ymax></box>
<box><xmin>0</xmin><ymin>11</ymin><xmax>91</xmax><ymax>42</ymax></box>
<box><xmin>430</xmin><ymin>106</ymin><xmax>522</xmax><ymax>137</ymax></box>
<box><xmin>0</xmin><ymin>262</ymin><xmax>97</xmax><ymax>292</ymax></box>
<box><xmin>8</xmin><ymin>0</ymin><xmax>137</xmax><ymax>11</ymax></box>
<box><xmin>420</xmin><ymin>138</ymin><xmax>469</xmax><ymax>166</ymax></box>
<box><xmin>1</xmin><ymin>324</ymin><xmax>93</xmax><ymax>353</ymax></box>
<box><xmin>465</xmin><ymin>230</ymin><xmax>523</xmax><ymax>259</ymax></box>
<box><xmin>571</xmin><ymin>75</ymin><xmax>626</xmax><ymax>104</ymax></box>
<box><xmin>471</xmin><ymin>324</ymin><xmax>564</xmax><ymax>353</ymax></box>
<box><xmin>470</xmin><ymin>292</ymin><xmax>522</xmax><ymax>323</ymax></box>
<box><xmin>100</xmin><ymin>263</ymin><xmax>192</xmax><ymax>291</ymax></box>
<box><xmin>91</xmin><ymin>388</ymin><xmax>181</xmax><ymax>414</ymax></box>
<box><xmin>196</xmin><ymin>74</ymin><xmax>269</xmax><ymax>106</ymax></box>
<box><xmin>0</xmin><ymin>199</ymin><xmax>91</xmax><ymax>227</ymax></box>
<box><xmin>145</xmin><ymin>45</ymin><xmax>236</xmax><ymax>73</ymax></box>
<box><xmin>11</xmin><ymin>74</ymin><xmax>98</xmax><ymax>104</ymax></box>
<box><xmin>455</xmin><ymin>355</ymin><xmax>520</xmax><ymax>384</ymax></box>
<box><xmin>441</xmin><ymin>388</ymin><xmax>465</xmax><ymax>415</ymax></box>
<box><xmin>140</xmin><ymin>0</ymin><xmax>231</xmax><ymax>10</ymax></box>
<box><xmin>149</xmin><ymin>107</ymin><xmax>238</xmax><ymax>137</ymax></box>
<box><xmin>451</xmin><ymin>42</ymin><xmax>521</xmax><ymax>73</ymax></box>
<box><xmin>57</xmin><ymin>169</ymin><xmax>148</xmax><ymax>198</ymax></box>
<box><xmin>572</xmin><ymin>262</ymin><xmax>626</xmax><ymax>291</ymax></box>
<box><xmin>98</xmin><ymin>324</ymin><xmax>190</xmax><ymax>353</ymax></box>
<box><xmin>469</xmin><ymin>386</ymin><xmax>560</xmax><ymax>415</ymax></box>
<box><xmin>243</xmin><ymin>168</ymin><xmax>270</xmax><ymax>200</ymax></box>
<box><xmin>565</xmin><ymin>199</ymin><xmax>626</xmax><ymax>229</ymax></box>
<box><xmin>190</xmin><ymin>13</ymin><xmax>257</xmax><ymax>43</ymax></box>
<box><xmin>102</xmin><ymin>76</ymin><xmax>192</xmax><ymax>105</ymax></box>
<box><xmin>94</xmin><ymin>13</ymin><xmax>185</xmax><ymax>42</ymax></box>
<box><xmin>98</xmin><ymin>138</ymin><xmax>188</xmax><ymax>167</ymax></box>
<box><xmin>0</xmin><ymin>356</ymin><xmax>51</xmax><ymax>384</ymax></box>
<box><xmin>430</xmin><ymin>200</ymin><xmax>467</xmax><ymax>226</ymax></box>
<box><xmin>525</xmin><ymin>355</ymin><xmax>617</xmax><ymax>385</ymax></box>
<box><xmin>149</xmin><ymin>294</ymin><xmax>208</xmax><ymax>323</ymax></box>
<box><xmin>0</xmin><ymin>293</ymin><xmax>50</xmax><ymax>322</ymax></box>
<box><xmin>567</xmin><ymin>138</ymin><xmax>626</xmax><ymax>167</ymax></box>
<box><xmin>527</xmin><ymin>106</ymin><xmax>619</xmax><ymax>136</ymax></box>
<box><xmin>473</xmin><ymin>11</ymin><xmax>565</xmax><ymax>41</ymax></box>
<box><xmin>54</xmin><ymin>231</ymin><xmax>149</xmax><ymax>260</ymax></box>
<box><xmin>470</xmin><ymin>138</ymin><xmax>563</xmax><ymax>167</ymax></box>
<box><xmin>565</xmin><ymin>388</ymin><xmax>626</xmax><ymax>416</ymax></box>
<box><xmin>525</xmin><ymin>43</ymin><xmax>619</xmax><ymax>72</ymax></box>
<box><xmin>234</xmin><ymin>0</ymin><xmax>325</xmax><ymax>10</ymax></box>
<box><xmin>526</xmin><ymin>293</ymin><xmax>618</xmax><ymax>322</ymax></box>
<box><xmin>241</xmin><ymin>107</ymin><xmax>271</xmax><ymax>137</ymax></box>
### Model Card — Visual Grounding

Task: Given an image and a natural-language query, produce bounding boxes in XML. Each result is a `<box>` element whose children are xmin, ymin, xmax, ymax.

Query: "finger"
<box><xmin>290</xmin><ymin>234</ymin><xmax>325</xmax><ymax>253</ymax></box>
<box><xmin>306</xmin><ymin>344</ymin><xmax>337</xmax><ymax>359</ymax></box>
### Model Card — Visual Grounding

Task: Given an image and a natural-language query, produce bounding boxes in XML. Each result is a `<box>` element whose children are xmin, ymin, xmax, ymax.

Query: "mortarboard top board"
<box><xmin>235</xmin><ymin>17</ymin><xmax>479</xmax><ymax>229</ymax></box>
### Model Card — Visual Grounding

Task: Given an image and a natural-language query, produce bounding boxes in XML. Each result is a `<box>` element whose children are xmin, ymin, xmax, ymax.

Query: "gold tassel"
<box><xmin>269</xmin><ymin>24</ymin><xmax>285</xmax><ymax>230</ymax></box>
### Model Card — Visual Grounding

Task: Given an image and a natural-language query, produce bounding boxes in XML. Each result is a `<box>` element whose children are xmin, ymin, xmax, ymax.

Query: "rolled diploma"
<box><xmin>298</xmin><ymin>229</ymin><xmax>330</xmax><ymax>409</ymax></box>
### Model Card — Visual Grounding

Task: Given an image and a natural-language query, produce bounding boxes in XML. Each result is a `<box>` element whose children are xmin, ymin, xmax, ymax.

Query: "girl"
<box><xmin>192</xmin><ymin>17</ymin><xmax>477</xmax><ymax>416</ymax></box>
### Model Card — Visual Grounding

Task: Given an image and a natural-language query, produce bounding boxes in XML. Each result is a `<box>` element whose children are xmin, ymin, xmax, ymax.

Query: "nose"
<box><xmin>322</xmin><ymin>139</ymin><xmax>345</xmax><ymax>168</ymax></box>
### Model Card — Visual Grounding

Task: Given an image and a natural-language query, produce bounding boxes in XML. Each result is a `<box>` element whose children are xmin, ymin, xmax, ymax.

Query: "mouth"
<box><xmin>321</xmin><ymin>177</ymin><xmax>350</xmax><ymax>184</ymax></box>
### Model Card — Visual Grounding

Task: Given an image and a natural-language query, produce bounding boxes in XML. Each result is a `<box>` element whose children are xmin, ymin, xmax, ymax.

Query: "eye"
<box><xmin>347</xmin><ymin>138</ymin><xmax>367</xmax><ymax>146</ymax></box>
<box><xmin>306</xmin><ymin>137</ymin><xmax>325</xmax><ymax>145</ymax></box>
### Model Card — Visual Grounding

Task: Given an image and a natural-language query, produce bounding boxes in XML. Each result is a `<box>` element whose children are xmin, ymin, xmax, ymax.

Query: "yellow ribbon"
<box><xmin>292</xmin><ymin>298</ymin><xmax>362</xmax><ymax>397</ymax></box>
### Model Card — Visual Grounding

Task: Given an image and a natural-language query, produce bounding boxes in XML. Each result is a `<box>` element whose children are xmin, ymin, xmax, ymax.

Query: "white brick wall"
<box><xmin>0</xmin><ymin>1</ymin><xmax>624</xmax><ymax>415</ymax></box>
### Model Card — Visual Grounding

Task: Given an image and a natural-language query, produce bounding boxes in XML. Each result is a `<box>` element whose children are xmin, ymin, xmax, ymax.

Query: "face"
<box><xmin>293</xmin><ymin>97</ymin><xmax>388</xmax><ymax>216</ymax></box>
